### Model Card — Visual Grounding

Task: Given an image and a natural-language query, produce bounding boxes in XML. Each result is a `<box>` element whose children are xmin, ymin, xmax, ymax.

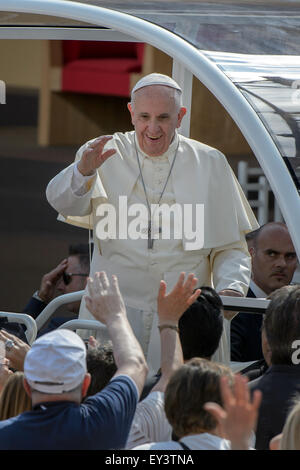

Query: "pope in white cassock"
<box><xmin>46</xmin><ymin>73</ymin><xmax>259</xmax><ymax>373</ymax></box>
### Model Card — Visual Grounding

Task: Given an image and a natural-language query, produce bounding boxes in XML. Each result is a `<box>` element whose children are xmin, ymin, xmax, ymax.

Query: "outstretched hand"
<box><xmin>204</xmin><ymin>374</ymin><xmax>262</xmax><ymax>450</ymax></box>
<box><xmin>77</xmin><ymin>136</ymin><xmax>117</xmax><ymax>176</ymax></box>
<box><xmin>157</xmin><ymin>272</ymin><xmax>200</xmax><ymax>325</ymax></box>
<box><xmin>85</xmin><ymin>272</ymin><xmax>126</xmax><ymax>325</ymax></box>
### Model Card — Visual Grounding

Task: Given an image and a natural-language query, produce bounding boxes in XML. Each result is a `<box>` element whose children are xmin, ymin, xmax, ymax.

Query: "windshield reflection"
<box><xmin>203</xmin><ymin>51</ymin><xmax>300</xmax><ymax>190</ymax></box>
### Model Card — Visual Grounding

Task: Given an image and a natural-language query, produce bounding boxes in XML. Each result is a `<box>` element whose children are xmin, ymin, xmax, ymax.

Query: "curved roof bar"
<box><xmin>1</xmin><ymin>0</ymin><xmax>300</xmax><ymax>257</ymax></box>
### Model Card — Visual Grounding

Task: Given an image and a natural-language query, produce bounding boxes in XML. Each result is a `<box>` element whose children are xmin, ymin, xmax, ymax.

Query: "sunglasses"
<box><xmin>62</xmin><ymin>272</ymin><xmax>89</xmax><ymax>286</ymax></box>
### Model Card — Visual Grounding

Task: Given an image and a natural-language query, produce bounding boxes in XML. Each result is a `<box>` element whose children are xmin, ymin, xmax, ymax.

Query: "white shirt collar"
<box><xmin>250</xmin><ymin>279</ymin><xmax>267</xmax><ymax>298</ymax></box>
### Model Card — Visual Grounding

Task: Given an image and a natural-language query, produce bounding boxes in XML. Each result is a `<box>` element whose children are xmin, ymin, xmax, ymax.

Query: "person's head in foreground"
<box><xmin>23</xmin><ymin>329</ymin><xmax>91</xmax><ymax>405</ymax></box>
<box><xmin>164</xmin><ymin>358</ymin><xmax>234</xmax><ymax>439</ymax></box>
<box><xmin>85</xmin><ymin>342</ymin><xmax>117</xmax><ymax>398</ymax></box>
<box><xmin>279</xmin><ymin>399</ymin><xmax>300</xmax><ymax>450</ymax></box>
<box><xmin>179</xmin><ymin>287</ymin><xmax>224</xmax><ymax>360</ymax></box>
<box><xmin>263</xmin><ymin>284</ymin><xmax>300</xmax><ymax>365</ymax></box>
<box><xmin>0</xmin><ymin>372</ymin><xmax>31</xmax><ymax>420</ymax></box>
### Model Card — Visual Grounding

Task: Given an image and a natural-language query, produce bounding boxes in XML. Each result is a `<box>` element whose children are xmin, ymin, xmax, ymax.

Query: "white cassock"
<box><xmin>46</xmin><ymin>131</ymin><xmax>259</xmax><ymax>374</ymax></box>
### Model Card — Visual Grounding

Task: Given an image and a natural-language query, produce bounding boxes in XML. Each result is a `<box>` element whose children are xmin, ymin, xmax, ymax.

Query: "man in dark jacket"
<box><xmin>231</xmin><ymin>222</ymin><xmax>298</xmax><ymax>362</ymax></box>
<box><xmin>250</xmin><ymin>284</ymin><xmax>300</xmax><ymax>450</ymax></box>
<box><xmin>0</xmin><ymin>244</ymin><xmax>90</xmax><ymax>342</ymax></box>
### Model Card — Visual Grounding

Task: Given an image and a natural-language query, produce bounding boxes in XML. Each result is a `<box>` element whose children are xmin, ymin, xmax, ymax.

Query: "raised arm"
<box><xmin>152</xmin><ymin>272</ymin><xmax>200</xmax><ymax>392</ymax></box>
<box><xmin>84</xmin><ymin>271</ymin><xmax>148</xmax><ymax>397</ymax></box>
<box><xmin>126</xmin><ymin>273</ymin><xmax>200</xmax><ymax>449</ymax></box>
<box><xmin>46</xmin><ymin>136</ymin><xmax>116</xmax><ymax>217</ymax></box>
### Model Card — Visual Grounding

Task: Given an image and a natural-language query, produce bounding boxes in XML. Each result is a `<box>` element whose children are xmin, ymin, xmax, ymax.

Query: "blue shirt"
<box><xmin>0</xmin><ymin>375</ymin><xmax>138</xmax><ymax>450</ymax></box>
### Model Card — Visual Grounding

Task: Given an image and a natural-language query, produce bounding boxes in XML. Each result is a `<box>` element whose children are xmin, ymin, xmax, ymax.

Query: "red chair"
<box><xmin>38</xmin><ymin>40</ymin><xmax>172</xmax><ymax>146</ymax></box>
<box><xmin>61</xmin><ymin>41</ymin><xmax>144</xmax><ymax>97</ymax></box>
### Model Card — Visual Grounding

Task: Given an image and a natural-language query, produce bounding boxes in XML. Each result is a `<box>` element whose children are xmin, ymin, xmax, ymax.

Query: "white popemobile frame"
<box><xmin>0</xmin><ymin>0</ymin><xmax>299</xmax><ymax>340</ymax></box>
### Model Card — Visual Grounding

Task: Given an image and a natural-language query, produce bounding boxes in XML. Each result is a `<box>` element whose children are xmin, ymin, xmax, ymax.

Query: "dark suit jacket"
<box><xmin>250</xmin><ymin>364</ymin><xmax>300</xmax><ymax>449</ymax></box>
<box><xmin>230</xmin><ymin>287</ymin><xmax>264</xmax><ymax>362</ymax></box>
<box><xmin>0</xmin><ymin>317</ymin><xmax>28</xmax><ymax>343</ymax></box>
<box><xmin>23</xmin><ymin>296</ymin><xmax>48</xmax><ymax>320</ymax></box>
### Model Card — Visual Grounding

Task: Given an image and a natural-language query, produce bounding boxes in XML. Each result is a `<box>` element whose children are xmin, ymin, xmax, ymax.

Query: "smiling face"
<box><xmin>250</xmin><ymin>224</ymin><xmax>298</xmax><ymax>295</ymax></box>
<box><xmin>128</xmin><ymin>85</ymin><xmax>186</xmax><ymax>156</ymax></box>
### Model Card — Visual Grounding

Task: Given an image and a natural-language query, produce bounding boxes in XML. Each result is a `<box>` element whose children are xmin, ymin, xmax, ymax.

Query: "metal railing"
<box><xmin>0</xmin><ymin>312</ymin><xmax>37</xmax><ymax>345</ymax></box>
<box><xmin>0</xmin><ymin>291</ymin><xmax>270</xmax><ymax>351</ymax></box>
<box><xmin>238</xmin><ymin>161</ymin><xmax>283</xmax><ymax>225</ymax></box>
<box><xmin>35</xmin><ymin>290</ymin><xmax>85</xmax><ymax>331</ymax></box>
<box><xmin>33</xmin><ymin>290</ymin><xmax>270</xmax><ymax>333</ymax></box>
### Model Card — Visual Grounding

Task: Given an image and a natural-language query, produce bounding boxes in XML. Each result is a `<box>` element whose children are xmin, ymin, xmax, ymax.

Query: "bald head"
<box><xmin>249</xmin><ymin>223</ymin><xmax>298</xmax><ymax>295</ymax></box>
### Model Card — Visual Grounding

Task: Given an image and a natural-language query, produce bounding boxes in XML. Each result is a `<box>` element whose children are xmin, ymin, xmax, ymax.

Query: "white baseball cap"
<box><xmin>24</xmin><ymin>329</ymin><xmax>87</xmax><ymax>394</ymax></box>
<box><xmin>131</xmin><ymin>73</ymin><xmax>182</xmax><ymax>95</ymax></box>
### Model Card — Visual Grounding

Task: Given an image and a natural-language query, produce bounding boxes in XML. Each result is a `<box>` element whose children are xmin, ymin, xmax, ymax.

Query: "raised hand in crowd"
<box><xmin>87</xmin><ymin>335</ymin><xmax>100</xmax><ymax>349</ymax></box>
<box><xmin>0</xmin><ymin>330</ymin><xmax>30</xmax><ymax>371</ymax></box>
<box><xmin>157</xmin><ymin>272</ymin><xmax>200</xmax><ymax>325</ymax></box>
<box><xmin>85</xmin><ymin>272</ymin><xmax>148</xmax><ymax>397</ymax></box>
<box><xmin>204</xmin><ymin>374</ymin><xmax>262</xmax><ymax>450</ymax></box>
<box><xmin>37</xmin><ymin>258</ymin><xmax>68</xmax><ymax>304</ymax></box>
<box><xmin>85</xmin><ymin>271</ymin><xmax>127</xmax><ymax>325</ymax></box>
<box><xmin>153</xmin><ymin>272</ymin><xmax>200</xmax><ymax>393</ymax></box>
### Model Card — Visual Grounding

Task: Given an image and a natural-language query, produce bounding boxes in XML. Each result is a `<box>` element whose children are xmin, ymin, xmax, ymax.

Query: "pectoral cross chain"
<box><xmin>147</xmin><ymin>220</ymin><xmax>162</xmax><ymax>249</ymax></box>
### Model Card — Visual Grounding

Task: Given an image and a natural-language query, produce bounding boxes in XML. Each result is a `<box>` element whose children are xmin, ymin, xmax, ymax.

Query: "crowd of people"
<box><xmin>0</xmin><ymin>266</ymin><xmax>299</xmax><ymax>450</ymax></box>
<box><xmin>0</xmin><ymin>73</ymin><xmax>299</xmax><ymax>450</ymax></box>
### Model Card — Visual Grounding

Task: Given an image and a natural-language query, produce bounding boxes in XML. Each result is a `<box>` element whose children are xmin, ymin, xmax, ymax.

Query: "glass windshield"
<box><xmin>2</xmin><ymin>1</ymin><xmax>300</xmax><ymax>56</ymax></box>
<box><xmin>203</xmin><ymin>51</ymin><xmax>300</xmax><ymax>190</ymax></box>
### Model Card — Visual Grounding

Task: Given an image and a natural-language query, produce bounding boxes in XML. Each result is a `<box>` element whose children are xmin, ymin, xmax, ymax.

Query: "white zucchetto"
<box><xmin>131</xmin><ymin>73</ymin><xmax>182</xmax><ymax>95</ymax></box>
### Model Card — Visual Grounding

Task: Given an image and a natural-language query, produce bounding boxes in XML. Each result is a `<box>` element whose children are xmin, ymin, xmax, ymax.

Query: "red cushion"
<box><xmin>61</xmin><ymin>42</ymin><xmax>145</xmax><ymax>97</ymax></box>
<box><xmin>63</xmin><ymin>41</ymin><xmax>81</xmax><ymax>62</ymax></box>
<box><xmin>62</xmin><ymin>68</ymin><xmax>132</xmax><ymax>97</ymax></box>
<box><xmin>63</xmin><ymin>41</ymin><xmax>140</xmax><ymax>62</ymax></box>
<box><xmin>64</xmin><ymin>58</ymin><xmax>142</xmax><ymax>73</ymax></box>
<box><xmin>79</xmin><ymin>41</ymin><xmax>138</xmax><ymax>58</ymax></box>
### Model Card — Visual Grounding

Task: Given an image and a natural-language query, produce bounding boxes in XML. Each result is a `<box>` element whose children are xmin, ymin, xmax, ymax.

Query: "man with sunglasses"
<box><xmin>22</xmin><ymin>245</ymin><xmax>90</xmax><ymax>335</ymax></box>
